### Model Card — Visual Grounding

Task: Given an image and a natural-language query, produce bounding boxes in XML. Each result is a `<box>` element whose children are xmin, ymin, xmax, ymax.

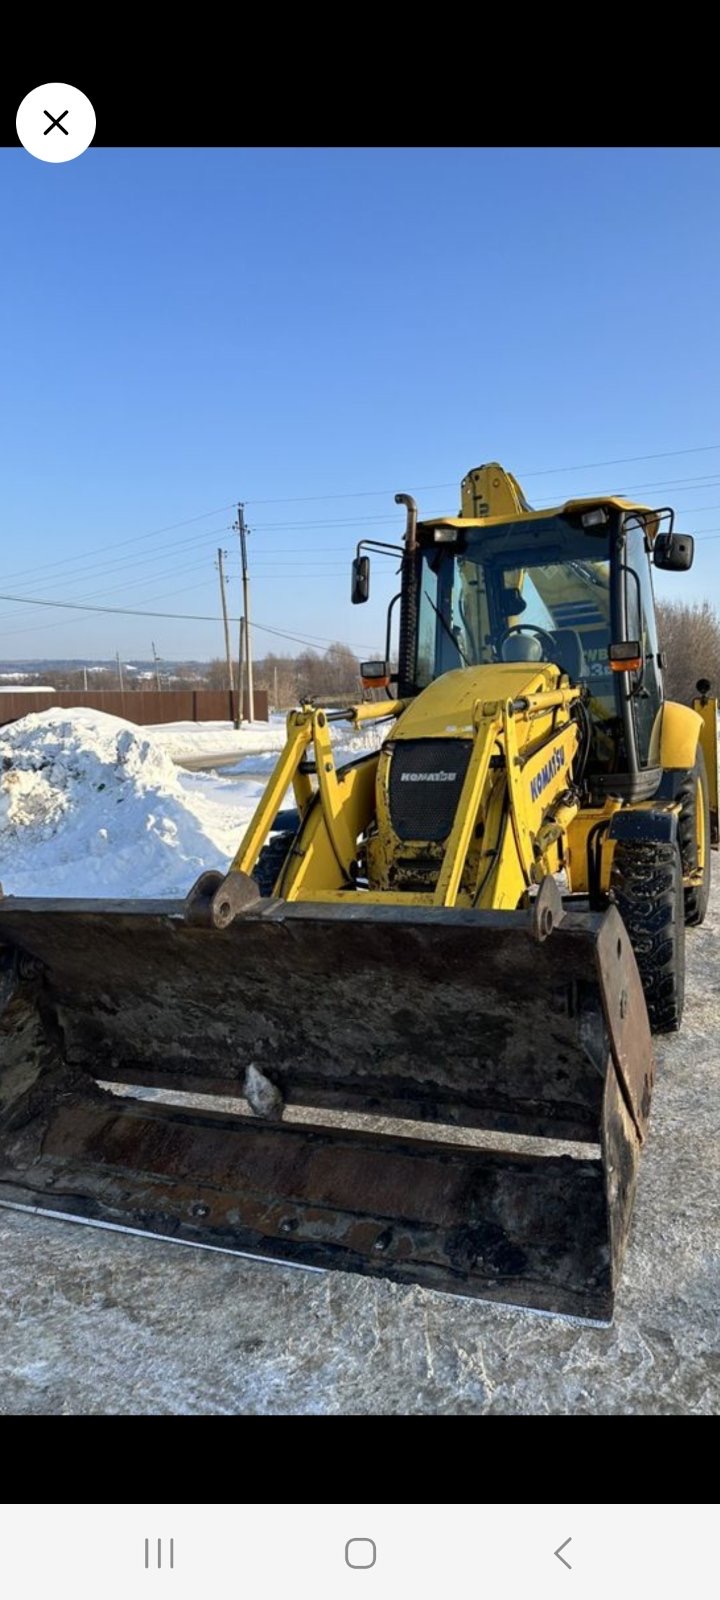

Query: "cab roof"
<box><xmin>419</xmin><ymin>495</ymin><xmax>663</xmax><ymax>539</ymax></box>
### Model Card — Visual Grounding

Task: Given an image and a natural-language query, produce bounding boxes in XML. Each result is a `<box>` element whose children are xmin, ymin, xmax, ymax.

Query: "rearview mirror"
<box><xmin>654</xmin><ymin>532</ymin><xmax>694</xmax><ymax>571</ymax></box>
<box><xmin>351</xmin><ymin>555</ymin><xmax>370</xmax><ymax>604</ymax></box>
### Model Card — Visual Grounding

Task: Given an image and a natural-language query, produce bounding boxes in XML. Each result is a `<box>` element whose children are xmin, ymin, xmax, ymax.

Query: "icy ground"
<box><xmin>0</xmin><ymin>707</ymin><xmax>382</xmax><ymax>898</ymax></box>
<box><xmin>1</xmin><ymin>881</ymin><xmax>718</xmax><ymax>1414</ymax></box>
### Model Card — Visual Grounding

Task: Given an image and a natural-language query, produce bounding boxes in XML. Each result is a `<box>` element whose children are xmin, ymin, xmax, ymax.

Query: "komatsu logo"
<box><xmin>530</xmin><ymin>747</ymin><xmax>565</xmax><ymax>802</ymax></box>
<box><xmin>400</xmin><ymin>770</ymin><xmax>457</xmax><ymax>783</ymax></box>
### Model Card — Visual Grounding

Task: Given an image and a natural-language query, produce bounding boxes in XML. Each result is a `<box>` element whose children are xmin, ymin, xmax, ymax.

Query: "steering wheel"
<box><xmin>498</xmin><ymin>623</ymin><xmax>557</xmax><ymax>660</ymax></box>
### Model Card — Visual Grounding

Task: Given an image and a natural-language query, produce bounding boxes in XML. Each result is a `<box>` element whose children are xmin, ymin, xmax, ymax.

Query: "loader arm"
<box><xmin>229</xmin><ymin>699</ymin><xmax>406</xmax><ymax>890</ymax></box>
<box><xmin>240</xmin><ymin>667</ymin><xmax>583</xmax><ymax>912</ymax></box>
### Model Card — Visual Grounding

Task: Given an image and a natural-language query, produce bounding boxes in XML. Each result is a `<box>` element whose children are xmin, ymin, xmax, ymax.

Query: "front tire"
<box><xmin>611</xmin><ymin>838</ymin><xmax>686</xmax><ymax>1033</ymax></box>
<box><xmin>676</xmin><ymin>748</ymin><xmax>711</xmax><ymax>926</ymax></box>
<box><xmin>252</xmin><ymin>830</ymin><xmax>295</xmax><ymax>896</ymax></box>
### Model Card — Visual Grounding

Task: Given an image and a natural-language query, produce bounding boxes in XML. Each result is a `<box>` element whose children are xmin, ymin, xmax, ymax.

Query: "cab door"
<box><xmin>622</xmin><ymin>516</ymin><xmax>663</xmax><ymax>767</ymax></box>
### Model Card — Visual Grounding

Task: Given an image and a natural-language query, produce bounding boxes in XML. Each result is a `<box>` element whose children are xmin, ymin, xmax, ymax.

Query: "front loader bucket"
<box><xmin>0</xmin><ymin>894</ymin><xmax>654</xmax><ymax>1320</ymax></box>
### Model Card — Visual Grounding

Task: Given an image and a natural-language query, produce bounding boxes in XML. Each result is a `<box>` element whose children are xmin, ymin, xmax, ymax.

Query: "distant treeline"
<box><xmin>9</xmin><ymin>602</ymin><xmax>718</xmax><ymax>710</ymax></box>
<box><xmin>10</xmin><ymin>641</ymin><xmax>372</xmax><ymax>709</ymax></box>
<box><xmin>655</xmin><ymin>599</ymin><xmax>720</xmax><ymax>704</ymax></box>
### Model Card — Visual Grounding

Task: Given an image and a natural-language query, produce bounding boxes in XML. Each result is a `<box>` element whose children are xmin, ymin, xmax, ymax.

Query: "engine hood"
<box><xmin>393</xmin><ymin>663</ymin><xmax>563</xmax><ymax>741</ymax></box>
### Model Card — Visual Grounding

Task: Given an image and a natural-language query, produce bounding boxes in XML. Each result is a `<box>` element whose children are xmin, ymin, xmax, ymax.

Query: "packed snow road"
<box><xmin>0</xmin><ymin>707</ymin><xmax>717</xmax><ymax>1413</ymax></box>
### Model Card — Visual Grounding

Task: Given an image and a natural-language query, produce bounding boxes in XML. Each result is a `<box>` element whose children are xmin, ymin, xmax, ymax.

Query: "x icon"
<box><xmin>43</xmin><ymin>109</ymin><xmax>69</xmax><ymax>136</ymax></box>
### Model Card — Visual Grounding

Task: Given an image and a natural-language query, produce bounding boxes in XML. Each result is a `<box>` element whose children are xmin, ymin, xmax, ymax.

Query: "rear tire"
<box><xmin>611</xmin><ymin>838</ymin><xmax>686</xmax><ymax>1033</ymax></box>
<box><xmin>676</xmin><ymin>748</ymin><xmax>711</xmax><ymax>926</ymax></box>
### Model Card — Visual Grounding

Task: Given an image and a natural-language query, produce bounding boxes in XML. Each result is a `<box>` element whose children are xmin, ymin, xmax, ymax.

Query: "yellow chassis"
<box><xmin>231</xmin><ymin>683</ymin><xmax>718</xmax><ymax>911</ymax></box>
<box><xmin>232</xmin><ymin>688</ymin><xmax>580</xmax><ymax>909</ymax></box>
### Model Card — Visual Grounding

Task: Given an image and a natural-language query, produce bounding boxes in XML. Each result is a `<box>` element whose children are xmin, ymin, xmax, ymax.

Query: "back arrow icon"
<box><xmin>554</xmin><ymin>1538</ymin><xmax>572</xmax><ymax>1570</ymax></box>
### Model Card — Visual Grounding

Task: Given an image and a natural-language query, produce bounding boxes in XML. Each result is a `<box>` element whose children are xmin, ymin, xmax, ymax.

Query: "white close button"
<box><xmin>16</xmin><ymin>83</ymin><xmax>96</xmax><ymax>164</ymax></box>
<box><xmin>345</xmin><ymin>1539</ymin><xmax>377</xmax><ymax>1570</ymax></box>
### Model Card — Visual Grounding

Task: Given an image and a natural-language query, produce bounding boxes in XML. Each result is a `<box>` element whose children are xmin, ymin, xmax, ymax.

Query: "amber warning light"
<box><xmin>361</xmin><ymin>659</ymin><xmax>391</xmax><ymax>689</ymax></box>
<box><xmin>609</xmin><ymin>641</ymin><xmax>642</xmax><ymax>672</ymax></box>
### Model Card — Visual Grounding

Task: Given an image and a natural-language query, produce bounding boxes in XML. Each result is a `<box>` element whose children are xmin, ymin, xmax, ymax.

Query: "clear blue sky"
<box><xmin>2</xmin><ymin>146</ymin><xmax>720</xmax><ymax>662</ymax></box>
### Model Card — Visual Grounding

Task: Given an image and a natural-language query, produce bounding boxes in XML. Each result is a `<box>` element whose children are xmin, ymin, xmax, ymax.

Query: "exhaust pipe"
<box><xmin>395</xmin><ymin>491</ymin><xmax>418</xmax><ymax>553</ymax></box>
<box><xmin>395</xmin><ymin>493</ymin><xmax>418</xmax><ymax>697</ymax></box>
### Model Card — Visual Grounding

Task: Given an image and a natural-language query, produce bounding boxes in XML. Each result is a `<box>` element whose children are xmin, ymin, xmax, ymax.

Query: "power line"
<box><xmin>0</xmin><ymin>525</ymin><xmax>234</xmax><ymax>595</ymax></box>
<box><xmin>5</xmin><ymin>445</ymin><xmax>720</xmax><ymax>644</ymax></box>
<box><xmin>0</xmin><ymin>578</ymin><xmax>231</xmax><ymax>638</ymax></box>
<box><xmin>7</xmin><ymin>451</ymin><xmax>720</xmax><ymax>593</ymax></box>
<box><xmin>241</xmin><ymin>444</ymin><xmax>720</xmax><ymax>505</ymax></box>
<box><xmin>6</xmin><ymin>478</ymin><xmax>718</xmax><ymax>603</ymax></box>
<box><xmin>512</xmin><ymin>444</ymin><xmax>720</xmax><ymax>479</ymax></box>
<box><xmin>0</xmin><ymin>560</ymin><xmax>223</xmax><ymax>629</ymax></box>
<box><xmin>0</xmin><ymin>510</ymin><xmax>404</xmax><ymax>595</ymax></box>
<box><xmin>3</xmin><ymin>509</ymin><xmax>718</xmax><ymax>634</ymax></box>
<box><xmin>0</xmin><ymin>504</ymin><xmax>238</xmax><ymax>589</ymax></box>
<box><xmin>0</xmin><ymin>511</ymin><xmax>402</xmax><ymax>589</ymax></box>
<box><xmin>0</xmin><ymin>589</ymin><xmax>377</xmax><ymax>651</ymax></box>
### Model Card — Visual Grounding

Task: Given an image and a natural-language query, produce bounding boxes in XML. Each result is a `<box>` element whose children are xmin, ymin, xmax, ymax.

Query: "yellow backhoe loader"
<box><xmin>0</xmin><ymin>464</ymin><xmax>717</xmax><ymax>1319</ymax></box>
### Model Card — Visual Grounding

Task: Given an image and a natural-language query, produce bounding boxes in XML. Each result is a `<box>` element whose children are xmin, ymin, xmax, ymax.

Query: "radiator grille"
<box><xmin>387</xmin><ymin>739</ymin><xmax>473</xmax><ymax>841</ymax></box>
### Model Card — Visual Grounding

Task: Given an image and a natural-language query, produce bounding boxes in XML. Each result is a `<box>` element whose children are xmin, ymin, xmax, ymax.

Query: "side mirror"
<box><xmin>654</xmin><ymin>531</ymin><xmax>694</xmax><ymax>571</ymax></box>
<box><xmin>351</xmin><ymin>556</ymin><xmax>370</xmax><ymax>604</ymax></box>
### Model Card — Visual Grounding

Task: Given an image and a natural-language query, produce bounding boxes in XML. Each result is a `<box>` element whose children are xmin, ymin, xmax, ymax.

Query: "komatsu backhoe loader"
<box><xmin>0</xmin><ymin>464</ymin><xmax>716</xmax><ymax>1318</ymax></box>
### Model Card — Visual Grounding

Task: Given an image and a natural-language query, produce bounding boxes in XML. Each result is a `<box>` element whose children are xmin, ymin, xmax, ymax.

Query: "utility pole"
<box><xmin>273</xmin><ymin>662</ymin><xmax>279</xmax><ymax>710</ymax></box>
<box><xmin>82</xmin><ymin>665</ymin><xmax>88</xmax><ymax>692</ymax></box>
<box><xmin>116</xmin><ymin>652</ymin><xmax>124</xmax><ymax>693</ymax></box>
<box><xmin>152</xmin><ymin>641</ymin><xmax>162</xmax><ymax>692</ymax></box>
<box><xmin>237</xmin><ymin>617</ymin><xmax>245</xmax><ymax>730</ymax></box>
<box><xmin>234</xmin><ymin>503</ymin><xmax>254</xmax><ymax>723</ymax></box>
<box><xmin>215</xmin><ymin>548</ymin><xmax>236</xmax><ymax>698</ymax></box>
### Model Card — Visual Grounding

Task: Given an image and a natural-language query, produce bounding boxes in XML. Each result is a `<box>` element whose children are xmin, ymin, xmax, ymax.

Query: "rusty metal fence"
<box><xmin>0</xmin><ymin>688</ymin><xmax>269</xmax><ymax>727</ymax></box>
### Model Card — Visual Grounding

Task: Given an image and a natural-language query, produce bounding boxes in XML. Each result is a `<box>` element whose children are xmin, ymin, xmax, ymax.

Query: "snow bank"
<box><xmin>146</xmin><ymin>719</ymin><xmax>287</xmax><ymax>763</ymax></box>
<box><xmin>0</xmin><ymin>708</ymin><xmax>236</xmax><ymax>898</ymax></box>
<box><xmin>147</xmin><ymin>715</ymin><xmax>384</xmax><ymax>768</ymax></box>
<box><xmin>0</xmin><ymin>706</ymin><xmax>393</xmax><ymax>900</ymax></box>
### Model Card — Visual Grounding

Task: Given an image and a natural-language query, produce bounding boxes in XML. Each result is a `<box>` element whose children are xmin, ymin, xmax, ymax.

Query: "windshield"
<box><xmin>416</xmin><ymin>514</ymin><xmax>617</xmax><ymax>715</ymax></box>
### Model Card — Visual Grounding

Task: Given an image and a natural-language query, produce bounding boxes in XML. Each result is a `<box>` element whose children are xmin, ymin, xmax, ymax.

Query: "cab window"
<box><xmin>623</xmin><ymin>518</ymin><xmax>663</xmax><ymax>767</ymax></box>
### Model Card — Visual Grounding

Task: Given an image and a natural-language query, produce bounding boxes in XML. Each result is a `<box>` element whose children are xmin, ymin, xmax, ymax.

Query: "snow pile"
<box><xmin>0</xmin><ymin>708</ymin><xmax>235</xmax><ymax>898</ymax></box>
<box><xmin>0</xmin><ymin>705</ymin><xmax>395</xmax><ymax>900</ymax></box>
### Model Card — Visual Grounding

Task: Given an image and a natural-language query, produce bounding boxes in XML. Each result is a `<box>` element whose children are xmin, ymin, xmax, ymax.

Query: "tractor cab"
<box><xmin>353</xmin><ymin>463</ymin><xmax>695</xmax><ymax>802</ymax></box>
<box><xmin>411</xmin><ymin>499</ymin><xmax>693</xmax><ymax>800</ymax></box>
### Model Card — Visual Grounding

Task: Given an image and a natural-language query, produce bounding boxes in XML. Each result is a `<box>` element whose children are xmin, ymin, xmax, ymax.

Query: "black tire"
<box><xmin>274</xmin><ymin>807</ymin><xmax>300</xmax><ymax>833</ymax></box>
<box><xmin>611</xmin><ymin>838</ymin><xmax>686</xmax><ymax>1033</ymax></box>
<box><xmin>676</xmin><ymin>748</ymin><xmax>711</xmax><ymax>926</ymax></box>
<box><xmin>252</xmin><ymin>831</ymin><xmax>295</xmax><ymax>896</ymax></box>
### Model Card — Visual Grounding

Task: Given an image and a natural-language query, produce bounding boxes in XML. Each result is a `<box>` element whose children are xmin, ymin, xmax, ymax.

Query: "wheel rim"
<box><xmin>696</xmin><ymin>775</ymin><xmax>706</xmax><ymax>872</ymax></box>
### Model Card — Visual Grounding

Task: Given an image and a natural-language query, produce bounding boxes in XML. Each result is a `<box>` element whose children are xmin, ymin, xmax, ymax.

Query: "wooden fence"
<box><xmin>0</xmin><ymin>688</ymin><xmax>269</xmax><ymax>727</ymax></box>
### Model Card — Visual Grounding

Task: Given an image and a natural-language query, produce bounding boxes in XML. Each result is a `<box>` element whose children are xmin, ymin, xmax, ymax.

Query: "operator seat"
<box><xmin>548</xmin><ymin>629</ymin><xmax>587</xmax><ymax>685</ymax></box>
<box><xmin>501</xmin><ymin>635</ymin><xmax>543</xmax><ymax>662</ymax></box>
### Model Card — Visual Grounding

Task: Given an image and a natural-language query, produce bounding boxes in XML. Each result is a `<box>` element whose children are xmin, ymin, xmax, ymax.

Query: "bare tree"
<box><xmin>294</xmin><ymin>642</ymin><xmax>360</xmax><ymax>701</ymax></box>
<box><xmin>253</xmin><ymin>652</ymin><xmax>299</xmax><ymax>710</ymax></box>
<box><xmin>204</xmin><ymin>658</ymin><xmax>232</xmax><ymax>690</ymax></box>
<box><xmin>656</xmin><ymin>599</ymin><xmax>720</xmax><ymax>703</ymax></box>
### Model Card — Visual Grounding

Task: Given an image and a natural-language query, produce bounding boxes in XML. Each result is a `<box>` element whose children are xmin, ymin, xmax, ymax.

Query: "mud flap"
<box><xmin>0</xmin><ymin>896</ymin><xmax>654</xmax><ymax>1319</ymax></box>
